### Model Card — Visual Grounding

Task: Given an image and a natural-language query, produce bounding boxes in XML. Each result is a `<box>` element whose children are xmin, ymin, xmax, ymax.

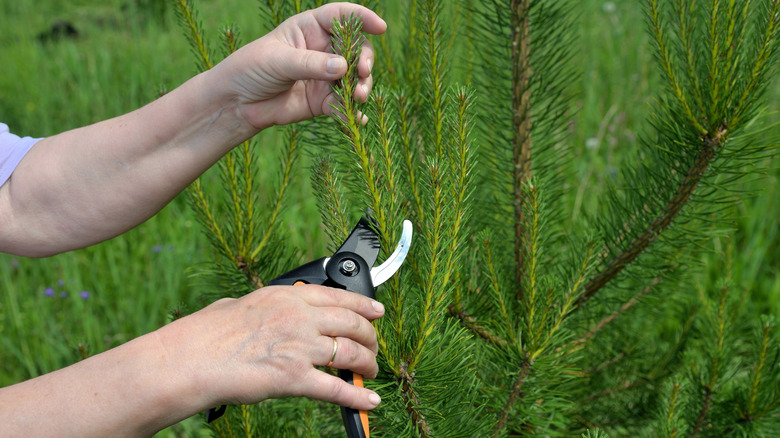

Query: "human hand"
<box><xmin>157</xmin><ymin>284</ymin><xmax>385</xmax><ymax>411</ymax></box>
<box><xmin>206</xmin><ymin>2</ymin><xmax>387</xmax><ymax>131</ymax></box>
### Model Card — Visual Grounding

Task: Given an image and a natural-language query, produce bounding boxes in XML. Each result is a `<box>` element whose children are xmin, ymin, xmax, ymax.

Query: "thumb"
<box><xmin>284</xmin><ymin>47</ymin><xmax>347</xmax><ymax>82</ymax></box>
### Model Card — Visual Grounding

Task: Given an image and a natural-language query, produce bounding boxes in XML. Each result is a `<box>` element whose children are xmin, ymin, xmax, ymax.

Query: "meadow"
<box><xmin>1</xmin><ymin>0</ymin><xmax>778</xmax><ymax>436</ymax></box>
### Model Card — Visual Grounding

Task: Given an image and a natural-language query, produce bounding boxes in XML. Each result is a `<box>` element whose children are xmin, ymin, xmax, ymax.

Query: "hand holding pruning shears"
<box><xmin>207</xmin><ymin>214</ymin><xmax>413</xmax><ymax>438</ymax></box>
<box><xmin>0</xmin><ymin>3</ymin><xmax>392</xmax><ymax>437</ymax></box>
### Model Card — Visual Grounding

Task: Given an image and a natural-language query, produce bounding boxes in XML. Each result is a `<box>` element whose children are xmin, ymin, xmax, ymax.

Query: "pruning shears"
<box><xmin>207</xmin><ymin>212</ymin><xmax>413</xmax><ymax>438</ymax></box>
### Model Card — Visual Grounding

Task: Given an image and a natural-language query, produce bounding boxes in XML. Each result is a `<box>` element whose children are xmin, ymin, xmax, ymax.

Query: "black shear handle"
<box><xmin>339</xmin><ymin>369</ymin><xmax>370</xmax><ymax>438</ymax></box>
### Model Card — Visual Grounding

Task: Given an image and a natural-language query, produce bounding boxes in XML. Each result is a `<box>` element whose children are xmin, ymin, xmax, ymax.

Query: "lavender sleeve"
<box><xmin>0</xmin><ymin>123</ymin><xmax>42</xmax><ymax>187</ymax></box>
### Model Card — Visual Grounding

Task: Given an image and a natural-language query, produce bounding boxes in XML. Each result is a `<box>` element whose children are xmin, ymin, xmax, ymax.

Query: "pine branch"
<box><xmin>447</xmin><ymin>303</ymin><xmax>508</xmax><ymax>347</ymax></box>
<box><xmin>580</xmin><ymin>0</ymin><xmax>780</xmax><ymax>306</ymax></box>
<box><xmin>399</xmin><ymin>363</ymin><xmax>434</xmax><ymax>437</ymax></box>
<box><xmin>174</xmin><ymin>0</ymin><xmax>240</xmax><ymax>266</ymax></box>
<box><xmin>371</xmin><ymin>88</ymin><xmax>402</xmax><ymax>253</ymax></box>
<box><xmin>492</xmin><ymin>356</ymin><xmax>534</xmax><ymax>437</ymax></box>
<box><xmin>729</xmin><ymin>0</ymin><xmax>780</xmax><ymax>128</ymax></box>
<box><xmin>570</xmin><ymin>276</ymin><xmax>662</xmax><ymax>349</ymax></box>
<box><xmin>648</xmin><ymin>0</ymin><xmax>707</xmax><ymax>135</ymax></box>
<box><xmin>239</xmin><ymin>404</ymin><xmax>252</xmax><ymax>437</ymax></box>
<box><xmin>586</xmin><ymin>377</ymin><xmax>647</xmax><ymax>402</ymax></box>
<box><xmin>329</xmin><ymin>14</ymin><xmax>390</xmax><ymax>240</ymax></box>
<box><xmin>419</xmin><ymin>0</ymin><xmax>446</xmax><ymax>157</ymax></box>
<box><xmin>259</xmin><ymin>0</ymin><xmax>292</xmax><ymax>30</ymax></box>
<box><xmin>675</xmin><ymin>0</ymin><xmax>705</xmax><ymax>118</ymax></box>
<box><xmin>397</xmin><ymin>92</ymin><xmax>425</xmax><ymax>224</ymax></box>
<box><xmin>511</xmin><ymin>0</ymin><xmax>533</xmax><ymax>302</ymax></box>
<box><xmin>173</xmin><ymin>0</ymin><xmax>213</xmax><ymax>71</ymax></box>
<box><xmin>437</xmin><ymin>87</ymin><xmax>476</xmax><ymax>326</ymax></box>
<box><xmin>577</xmin><ymin>132</ymin><xmax>722</xmax><ymax>307</ymax></box>
<box><xmin>662</xmin><ymin>381</ymin><xmax>683</xmax><ymax>438</ymax></box>
<box><xmin>482</xmin><ymin>233</ymin><xmax>520</xmax><ymax>346</ymax></box>
<box><xmin>521</xmin><ymin>181</ymin><xmax>543</xmax><ymax>353</ymax></box>
<box><xmin>406</xmin><ymin>1</ymin><xmax>472</xmax><ymax>376</ymax></box>
<box><xmin>221</xmin><ymin>148</ymin><xmax>247</xmax><ymax>254</ymax></box>
<box><xmin>221</xmin><ymin>25</ymin><xmax>240</xmax><ymax>57</ymax></box>
<box><xmin>691</xmin><ymin>283</ymin><xmax>731</xmax><ymax>436</ymax></box>
<box><xmin>745</xmin><ymin>319</ymin><xmax>774</xmax><ymax>420</ymax></box>
<box><xmin>311</xmin><ymin>155</ymin><xmax>351</xmax><ymax>251</ymax></box>
<box><xmin>691</xmin><ymin>385</ymin><xmax>713</xmax><ymax>438</ymax></box>
<box><xmin>250</xmin><ymin>128</ymin><xmax>300</xmax><ymax>265</ymax></box>
<box><xmin>187</xmin><ymin>181</ymin><xmax>236</xmax><ymax>264</ymax></box>
<box><xmin>408</xmin><ymin>158</ymin><xmax>447</xmax><ymax>373</ymax></box>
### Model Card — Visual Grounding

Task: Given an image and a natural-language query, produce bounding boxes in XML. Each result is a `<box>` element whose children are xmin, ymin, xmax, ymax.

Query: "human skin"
<box><xmin>2</xmin><ymin>285</ymin><xmax>385</xmax><ymax>437</ymax></box>
<box><xmin>0</xmin><ymin>3</ymin><xmax>388</xmax><ymax>437</ymax></box>
<box><xmin>0</xmin><ymin>3</ymin><xmax>384</xmax><ymax>257</ymax></box>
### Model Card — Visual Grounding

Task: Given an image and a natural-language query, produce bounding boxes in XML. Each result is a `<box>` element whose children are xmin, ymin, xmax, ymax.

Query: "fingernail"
<box><xmin>369</xmin><ymin>392</ymin><xmax>381</xmax><ymax>406</ymax></box>
<box><xmin>327</xmin><ymin>57</ymin><xmax>345</xmax><ymax>74</ymax></box>
<box><xmin>367</xmin><ymin>58</ymin><xmax>373</xmax><ymax>73</ymax></box>
<box><xmin>372</xmin><ymin>300</ymin><xmax>385</xmax><ymax>314</ymax></box>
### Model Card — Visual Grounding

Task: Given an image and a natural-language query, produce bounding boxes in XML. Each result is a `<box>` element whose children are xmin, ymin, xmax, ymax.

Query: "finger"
<box><xmin>357</xmin><ymin>39</ymin><xmax>375</xmax><ymax>79</ymax></box>
<box><xmin>321</xmin><ymin>92</ymin><xmax>340</xmax><ymax>118</ymax></box>
<box><xmin>311</xmin><ymin>3</ymin><xmax>388</xmax><ymax>36</ymax></box>
<box><xmin>277</xmin><ymin>45</ymin><xmax>348</xmax><ymax>82</ymax></box>
<box><xmin>355</xmin><ymin>75</ymin><xmax>373</xmax><ymax>103</ymax></box>
<box><xmin>303</xmin><ymin>369</ymin><xmax>382</xmax><ymax>410</ymax></box>
<box><xmin>292</xmin><ymin>285</ymin><xmax>386</xmax><ymax>321</ymax></box>
<box><xmin>318</xmin><ymin>336</ymin><xmax>378</xmax><ymax>377</ymax></box>
<box><xmin>321</xmin><ymin>95</ymin><xmax>370</xmax><ymax>125</ymax></box>
<box><xmin>316</xmin><ymin>309</ymin><xmax>378</xmax><ymax>354</ymax></box>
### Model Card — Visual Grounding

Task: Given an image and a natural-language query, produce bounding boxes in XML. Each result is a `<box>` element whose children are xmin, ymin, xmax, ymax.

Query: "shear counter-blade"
<box><xmin>370</xmin><ymin>220</ymin><xmax>413</xmax><ymax>286</ymax></box>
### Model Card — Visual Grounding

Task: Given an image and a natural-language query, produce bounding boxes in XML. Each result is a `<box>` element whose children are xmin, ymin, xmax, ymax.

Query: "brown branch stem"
<box><xmin>399</xmin><ymin>363</ymin><xmax>433</xmax><ymax>437</ymax></box>
<box><xmin>570</xmin><ymin>276</ymin><xmax>662</xmax><ymax>349</ymax></box>
<box><xmin>587</xmin><ymin>377</ymin><xmax>647</xmax><ymax>401</ymax></box>
<box><xmin>691</xmin><ymin>386</ymin><xmax>713</xmax><ymax>437</ymax></box>
<box><xmin>492</xmin><ymin>357</ymin><xmax>534</xmax><ymax>437</ymax></box>
<box><xmin>577</xmin><ymin>133</ymin><xmax>722</xmax><ymax>307</ymax></box>
<box><xmin>511</xmin><ymin>0</ymin><xmax>533</xmax><ymax>302</ymax></box>
<box><xmin>448</xmin><ymin>304</ymin><xmax>508</xmax><ymax>347</ymax></box>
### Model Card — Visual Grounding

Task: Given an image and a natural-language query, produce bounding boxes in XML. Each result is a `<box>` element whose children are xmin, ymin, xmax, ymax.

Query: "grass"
<box><xmin>0</xmin><ymin>0</ymin><xmax>778</xmax><ymax>436</ymax></box>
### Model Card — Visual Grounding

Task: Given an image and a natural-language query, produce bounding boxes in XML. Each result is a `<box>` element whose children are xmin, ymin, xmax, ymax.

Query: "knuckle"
<box><xmin>348</xmin><ymin>312</ymin><xmax>363</xmax><ymax>332</ymax></box>
<box><xmin>319</xmin><ymin>285</ymin><xmax>341</xmax><ymax>302</ymax></box>
<box><xmin>328</xmin><ymin>379</ymin><xmax>347</xmax><ymax>403</ymax></box>
<box><xmin>348</xmin><ymin>341</ymin><xmax>362</xmax><ymax>364</ymax></box>
<box><xmin>212</xmin><ymin>297</ymin><xmax>236</xmax><ymax>307</ymax></box>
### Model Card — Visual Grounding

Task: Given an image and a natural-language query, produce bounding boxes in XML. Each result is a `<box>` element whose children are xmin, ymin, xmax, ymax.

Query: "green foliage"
<box><xmin>1</xmin><ymin>1</ymin><xmax>778</xmax><ymax>438</ymax></box>
<box><xmin>178</xmin><ymin>0</ymin><xmax>780</xmax><ymax>436</ymax></box>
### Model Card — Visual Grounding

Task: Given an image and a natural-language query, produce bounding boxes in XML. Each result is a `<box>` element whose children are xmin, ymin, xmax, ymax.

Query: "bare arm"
<box><xmin>0</xmin><ymin>3</ymin><xmax>385</xmax><ymax>257</ymax></box>
<box><xmin>0</xmin><ymin>73</ymin><xmax>249</xmax><ymax>256</ymax></box>
<box><xmin>2</xmin><ymin>285</ymin><xmax>385</xmax><ymax>437</ymax></box>
<box><xmin>0</xmin><ymin>3</ymin><xmax>390</xmax><ymax>437</ymax></box>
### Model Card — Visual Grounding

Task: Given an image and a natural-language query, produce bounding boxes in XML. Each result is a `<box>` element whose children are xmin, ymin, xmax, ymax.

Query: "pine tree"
<box><xmin>174</xmin><ymin>0</ymin><xmax>780</xmax><ymax>436</ymax></box>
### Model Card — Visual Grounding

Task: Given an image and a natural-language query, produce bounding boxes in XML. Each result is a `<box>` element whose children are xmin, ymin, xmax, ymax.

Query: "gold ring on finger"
<box><xmin>326</xmin><ymin>336</ymin><xmax>338</xmax><ymax>368</ymax></box>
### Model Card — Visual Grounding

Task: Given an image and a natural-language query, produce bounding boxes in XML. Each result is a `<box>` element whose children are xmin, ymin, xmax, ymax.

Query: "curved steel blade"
<box><xmin>370</xmin><ymin>220</ymin><xmax>413</xmax><ymax>286</ymax></box>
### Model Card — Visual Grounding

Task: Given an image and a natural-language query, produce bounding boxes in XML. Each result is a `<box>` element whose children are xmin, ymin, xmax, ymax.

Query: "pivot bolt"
<box><xmin>339</xmin><ymin>259</ymin><xmax>358</xmax><ymax>276</ymax></box>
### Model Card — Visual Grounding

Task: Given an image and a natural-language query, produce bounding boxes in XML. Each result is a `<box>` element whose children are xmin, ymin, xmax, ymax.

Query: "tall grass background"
<box><xmin>0</xmin><ymin>0</ymin><xmax>777</xmax><ymax>436</ymax></box>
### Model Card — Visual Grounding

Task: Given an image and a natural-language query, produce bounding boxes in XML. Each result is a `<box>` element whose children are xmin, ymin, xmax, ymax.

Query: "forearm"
<box><xmin>0</xmin><ymin>70</ymin><xmax>256</xmax><ymax>256</ymax></box>
<box><xmin>0</xmin><ymin>329</ymin><xmax>206</xmax><ymax>438</ymax></box>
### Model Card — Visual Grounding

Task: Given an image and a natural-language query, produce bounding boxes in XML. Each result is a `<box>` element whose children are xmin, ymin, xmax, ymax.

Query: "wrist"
<box><xmin>173</xmin><ymin>70</ymin><xmax>261</xmax><ymax>149</ymax></box>
<box><xmin>149</xmin><ymin>318</ymin><xmax>216</xmax><ymax>415</ymax></box>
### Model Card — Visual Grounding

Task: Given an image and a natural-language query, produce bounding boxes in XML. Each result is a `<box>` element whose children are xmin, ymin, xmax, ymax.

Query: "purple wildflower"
<box><xmin>79</xmin><ymin>291</ymin><xmax>91</xmax><ymax>300</ymax></box>
<box><xmin>60</xmin><ymin>291</ymin><xmax>68</xmax><ymax>298</ymax></box>
<box><xmin>152</xmin><ymin>245</ymin><xmax>162</xmax><ymax>253</ymax></box>
<box><xmin>44</xmin><ymin>287</ymin><xmax>55</xmax><ymax>297</ymax></box>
